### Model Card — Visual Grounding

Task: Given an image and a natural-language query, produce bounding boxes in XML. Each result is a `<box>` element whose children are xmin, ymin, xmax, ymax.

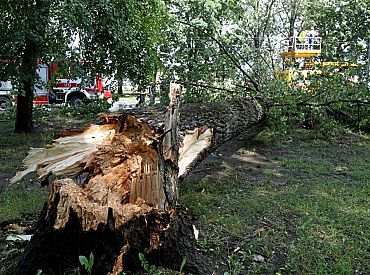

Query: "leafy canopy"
<box><xmin>0</xmin><ymin>0</ymin><xmax>168</xmax><ymax>84</ymax></box>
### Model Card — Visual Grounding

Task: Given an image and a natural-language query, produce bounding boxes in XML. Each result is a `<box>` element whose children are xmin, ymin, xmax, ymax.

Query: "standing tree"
<box><xmin>0</xmin><ymin>0</ymin><xmax>168</xmax><ymax>133</ymax></box>
<box><xmin>0</xmin><ymin>0</ymin><xmax>51</xmax><ymax>133</ymax></box>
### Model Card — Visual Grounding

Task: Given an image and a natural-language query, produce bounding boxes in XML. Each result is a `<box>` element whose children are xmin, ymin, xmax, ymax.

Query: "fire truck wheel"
<box><xmin>0</xmin><ymin>96</ymin><xmax>11</xmax><ymax>111</ymax></box>
<box><xmin>70</xmin><ymin>95</ymin><xmax>85</xmax><ymax>107</ymax></box>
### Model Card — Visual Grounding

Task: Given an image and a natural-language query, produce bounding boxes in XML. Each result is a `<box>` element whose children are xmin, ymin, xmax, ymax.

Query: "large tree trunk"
<box><xmin>15</xmin><ymin>0</ymin><xmax>51</xmax><ymax>133</ymax></box>
<box><xmin>12</xmin><ymin>92</ymin><xmax>264</xmax><ymax>274</ymax></box>
<box><xmin>15</xmin><ymin>39</ymin><xmax>38</xmax><ymax>133</ymax></box>
<box><xmin>117</xmin><ymin>77</ymin><xmax>123</xmax><ymax>95</ymax></box>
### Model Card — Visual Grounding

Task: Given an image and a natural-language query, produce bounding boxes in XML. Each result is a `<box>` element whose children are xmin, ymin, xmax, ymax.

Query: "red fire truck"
<box><xmin>0</xmin><ymin>63</ymin><xmax>111</xmax><ymax>110</ymax></box>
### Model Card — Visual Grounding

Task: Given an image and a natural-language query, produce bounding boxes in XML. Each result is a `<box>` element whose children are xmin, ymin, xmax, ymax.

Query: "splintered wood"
<box><xmin>15</xmin><ymin>112</ymin><xmax>169</xmax><ymax>233</ymax></box>
<box><xmin>48</xmin><ymin>179</ymin><xmax>152</xmax><ymax>231</ymax></box>
<box><xmin>11</xmin><ymin>124</ymin><xmax>116</xmax><ymax>183</ymax></box>
<box><xmin>178</xmin><ymin>126</ymin><xmax>213</xmax><ymax>177</ymax></box>
<box><xmin>12</xmin><ymin>96</ymin><xmax>264</xmax><ymax>212</ymax></box>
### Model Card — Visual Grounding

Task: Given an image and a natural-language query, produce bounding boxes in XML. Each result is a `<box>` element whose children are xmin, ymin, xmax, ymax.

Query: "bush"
<box><xmin>0</xmin><ymin>106</ymin><xmax>16</xmax><ymax>121</ymax></box>
<box><xmin>58</xmin><ymin>99</ymin><xmax>111</xmax><ymax>122</ymax></box>
<box><xmin>264</xmin><ymin>68</ymin><xmax>370</xmax><ymax>135</ymax></box>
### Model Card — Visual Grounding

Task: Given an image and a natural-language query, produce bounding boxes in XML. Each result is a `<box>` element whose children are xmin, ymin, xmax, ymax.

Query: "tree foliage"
<box><xmin>1</xmin><ymin>0</ymin><xmax>369</xmax><ymax>133</ymax></box>
<box><xmin>160</xmin><ymin>0</ymin><xmax>312</xmax><ymax>101</ymax></box>
<box><xmin>224</xmin><ymin>0</ymin><xmax>370</xmax><ymax>133</ymax></box>
<box><xmin>0</xmin><ymin>0</ymin><xmax>168</xmax><ymax>132</ymax></box>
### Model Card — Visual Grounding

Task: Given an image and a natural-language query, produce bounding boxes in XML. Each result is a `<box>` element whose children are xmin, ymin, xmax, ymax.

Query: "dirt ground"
<box><xmin>186</xmin><ymin>134</ymin><xmax>284</xmax><ymax>184</ymax></box>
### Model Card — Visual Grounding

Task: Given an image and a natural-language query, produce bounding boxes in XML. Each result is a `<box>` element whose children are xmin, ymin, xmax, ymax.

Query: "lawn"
<box><xmin>181</xmin><ymin>130</ymin><xmax>370</xmax><ymax>274</ymax></box>
<box><xmin>0</xmin><ymin>106</ymin><xmax>369</xmax><ymax>274</ymax></box>
<box><xmin>0</xmin><ymin>107</ymin><xmax>91</xmax><ymax>221</ymax></box>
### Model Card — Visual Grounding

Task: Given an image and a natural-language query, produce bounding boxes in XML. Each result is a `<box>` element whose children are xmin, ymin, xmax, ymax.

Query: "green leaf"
<box><xmin>88</xmin><ymin>252</ymin><xmax>94</xmax><ymax>273</ymax></box>
<box><xmin>179</xmin><ymin>256</ymin><xmax>188</xmax><ymax>273</ymax></box>
<box><xmin>79</xmin><ymin>255</ymin><xmax>88</xmax><ymax>267</ymax></box>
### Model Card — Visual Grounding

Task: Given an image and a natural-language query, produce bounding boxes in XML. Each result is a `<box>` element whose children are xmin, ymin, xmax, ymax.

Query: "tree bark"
<box><xmin>15</xmin><ymin>38</ymin><xmax>37</xmax><ymax>133</ymax></box>
<box><xmin>12</xmin><ymin>94</ymin><xmax>264</xmax><ymax>274</ymax></box>
<box><xmin>117</xmin><ymin>77</ymin><xmax>123</xmax><ymax>95</ymax></box>
<box><xmin>14</xmin><ymin>0</ymin><xmax>51</xmax><ymax>133</ymax></box>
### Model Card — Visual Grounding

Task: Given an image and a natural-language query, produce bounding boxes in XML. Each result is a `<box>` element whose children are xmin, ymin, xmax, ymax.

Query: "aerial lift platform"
<box><xmin>280</xmin><ymin>36</ymin><xmax>322</xmax><ymax>59</ymax></box>
<box><xmin>277</xmin><ymin>35</ymin><xmax>357</xmax><ymax>84</ymax></box>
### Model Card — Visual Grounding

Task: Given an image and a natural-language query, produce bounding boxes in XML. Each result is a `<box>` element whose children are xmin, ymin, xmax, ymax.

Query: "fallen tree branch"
<box><xmin>177</xmin><ymin>20</ymin><xmax>261</xmax><ymax>93</ymax></box>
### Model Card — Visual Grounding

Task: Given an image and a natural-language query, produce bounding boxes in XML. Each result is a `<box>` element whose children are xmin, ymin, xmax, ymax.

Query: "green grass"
<box><xmin>1</xmin><ymin>106</ymin><xmax>369</xmax><ymax>274</ymax></box>
<box><xmin>0</xmin><ymin>130</ymin><xmax>52</xmax><ymax>221</ymax></box>
<box><xmin>180</xmin><ymin>129</ymin><xmax>370</xmax><ymax>274</ymax></box>
<box><xmin>0</xmin><ymin>183</ymin><xmax>49</xmax><ymax>221</ymax></box>
<box><xmin>0</xmin><ymin>132</ymin><xmax>52</xmax><ymax>173</ymax></box>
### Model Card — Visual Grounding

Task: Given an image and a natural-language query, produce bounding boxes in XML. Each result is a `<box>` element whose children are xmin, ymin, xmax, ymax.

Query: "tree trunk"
<box><xmin>12</xmin><ymin>93</ymin><xmax>265</xmax><ymax>274</ymax></box>
<box><xmin>149</xmin><ymin>83</ymin><xmax>156</xmax><ymax>105</ymax></box>
<box><xmin>117</xmin><ymin>77</ymin><xmax>123</xmax><ymax>95</ymax></box>
<box><xmin>15</xmin><ymin>37</ymin><xmax>38</xmax><ymax>133</ymax></box>
<box><xmin>14</xmin><ymin>0</ymin><xmax>51</xmax><ymax>133</ymax></box>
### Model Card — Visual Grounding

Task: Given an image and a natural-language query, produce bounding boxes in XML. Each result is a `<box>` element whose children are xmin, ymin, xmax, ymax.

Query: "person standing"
<box><xmin>307</xmin><ymin>28</ymin><xmax>318</xmax><ymax>49</ymax></box>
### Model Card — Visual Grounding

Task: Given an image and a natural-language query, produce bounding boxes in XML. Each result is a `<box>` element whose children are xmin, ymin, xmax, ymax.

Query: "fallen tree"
<box><xmin>12</xmin><ymin>86</ymin><xmax>265</xmax><ymax>274</ymax></box>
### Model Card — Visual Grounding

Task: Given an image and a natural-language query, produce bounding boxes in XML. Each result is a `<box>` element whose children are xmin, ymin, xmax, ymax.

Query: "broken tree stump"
<box><xmin>12</xmin><ymin>91</ymin><xmax>264</xmax><ymax>274</ymax></box>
